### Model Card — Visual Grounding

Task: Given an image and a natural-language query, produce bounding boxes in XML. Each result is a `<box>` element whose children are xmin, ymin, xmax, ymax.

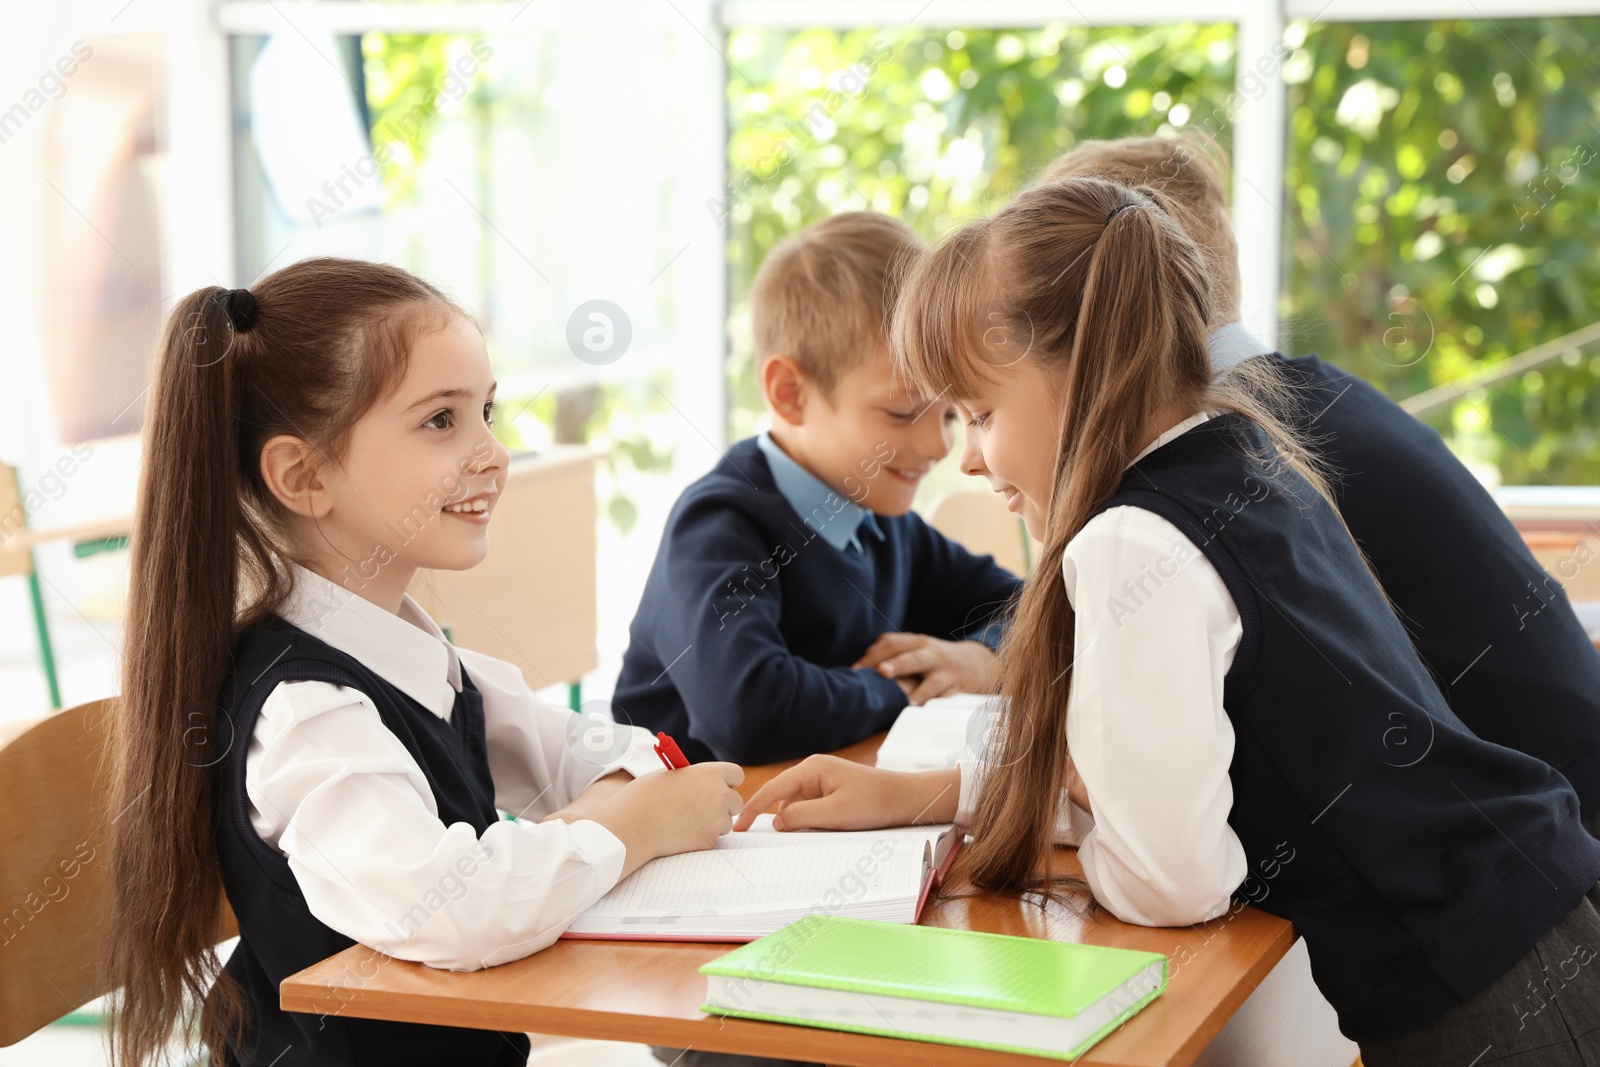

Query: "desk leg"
<box><xmin>27</xmin><ymin>566</ymin><xmax>61</xmax><ymax>710</ymax></box>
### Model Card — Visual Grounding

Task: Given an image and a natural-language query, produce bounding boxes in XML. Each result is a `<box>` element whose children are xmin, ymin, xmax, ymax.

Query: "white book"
<box><xmin>561</xmin><ymin>815</ymin><xmax>961</xmax><ymax>942</ymax></box>
<box><xmin>874</xmin><ymin>692</ymin><xmax>999</xmax><ymax>772</ymax></box>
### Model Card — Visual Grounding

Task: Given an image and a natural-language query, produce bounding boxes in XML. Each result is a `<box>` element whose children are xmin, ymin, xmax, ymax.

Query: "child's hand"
<box><xmin>589</xmin><ymin>762</ymin><xmax>745</xmax><ymax>880</ymax></box>
<box><xmin>853</xmin><ymin>633</ymin><xmax>1002</xmax><ymax>704</ymax></box>
<box><xmin>734</xmin><ymin>755</ymin><xmax>960</xmax><ymax>832</ymax></box>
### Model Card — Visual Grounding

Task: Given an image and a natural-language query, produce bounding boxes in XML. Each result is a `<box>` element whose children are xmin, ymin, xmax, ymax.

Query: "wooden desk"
<box><xmin>281</xmin><ymin>736</ymin><xmax>1297</xmax><ymax>1066</ymax></box>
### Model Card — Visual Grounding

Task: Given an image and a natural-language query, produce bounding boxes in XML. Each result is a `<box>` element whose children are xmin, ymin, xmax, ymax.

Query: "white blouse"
<box><xmin>244</xmin><ymin>563</ymin><xmax>665</xmax><ymax>971</ymax></box>
<box><xmin>956</xmin><ymin>412</ymin><xmax>1250</xmax><ymax>927</ymax></box>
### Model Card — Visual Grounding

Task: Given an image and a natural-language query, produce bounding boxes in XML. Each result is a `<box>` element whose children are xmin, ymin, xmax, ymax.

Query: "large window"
<box><xmin>724</xmin><ymin>13</ymin><xmax>1600</xmax><ymax>491</ymax></box>
<box><xmin>211</xmin><ymin>3</ymin><xmax>1600</xmax><ymax>507</ymax></box>
<box><xmin>233</xmin><ymin>29</ymin><xmax>688</xmax><ymax>390</ymax></box>
<box><xmin>231</xmin><ymin>24</ymin><xmax>697</xmax><ymax>524</ymax></box>
<box><xmin>1282</xmin><ymin>16</ymin><xmax>1600</xmax><ymax>484</ymax></box>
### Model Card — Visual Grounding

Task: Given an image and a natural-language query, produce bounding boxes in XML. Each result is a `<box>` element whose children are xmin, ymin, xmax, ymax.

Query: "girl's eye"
<box><xmin>484</xmin><ymin>400</ymin><xmax>498</xmax><ymax>425</ymax></box>
<box><xmin>887</xmin><ymin>409</ymin><xmax>917</xmax><ymax>421</ymax></box>
<box><xmin>967</xmin><ymin>413</ymin><xmax>991</xmax><ymax>429</ymax></box>
<box><xmin>424</xmin><ymin>409</ymin><xmax>453</xmax><ymax>430</ymax></box>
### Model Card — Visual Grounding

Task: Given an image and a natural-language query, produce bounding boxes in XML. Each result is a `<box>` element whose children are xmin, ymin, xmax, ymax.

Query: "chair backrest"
<box><xmin>925</xmin><ymin>489</ymin><xmax>1036</xmax><ymax>577</ymax></box>
<box><xmin>0</xmin><ymin>462</ymin><xmax>31</xmax><ymax>581</ymax></box>
<box><xmin>0</xmin><ymin>700</ymin><xmax>116</xmax><ymax>1044</ymax></box>
<box><xmin>0</xmin><ymin>699</ymin><xmax>235</xmax><ymax>1046</ymax></box>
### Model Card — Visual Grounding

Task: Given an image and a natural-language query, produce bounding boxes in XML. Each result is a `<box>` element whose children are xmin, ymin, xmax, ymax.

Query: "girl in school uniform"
<box><xmin>106</xmin><ymin>257</ymin><xmax>746</xmax><ymax>1067</ymax></box>
<box><xmin>737</xmin><ymin>177</ymin><xmax>1600</xmax><ymax>1064</ymax></box>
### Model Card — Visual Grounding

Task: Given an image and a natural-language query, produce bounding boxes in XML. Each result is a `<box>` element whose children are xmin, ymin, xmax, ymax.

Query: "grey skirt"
<box><xmin>1359</xmin><ymin>880</ymin><xmax>1600</xmax><ymax>1067</ymax></box>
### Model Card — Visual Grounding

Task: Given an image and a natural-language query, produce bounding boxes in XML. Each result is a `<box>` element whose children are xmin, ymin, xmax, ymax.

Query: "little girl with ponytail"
<box><xmin>738</xmin><ymin>178</ymin><xmax>1600</xmax><ymax>1063</ymax></box>
<box><xmin>107</xmin><ymin>257</ymin><xmax>746</xmax><ymax>1066</ymax></box>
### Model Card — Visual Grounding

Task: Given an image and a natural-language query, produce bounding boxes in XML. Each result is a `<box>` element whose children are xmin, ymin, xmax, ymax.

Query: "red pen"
<box><xmin>654</xmin><ymin>731</ymin><xmax>689</xmax><ymax>770</ymax></box>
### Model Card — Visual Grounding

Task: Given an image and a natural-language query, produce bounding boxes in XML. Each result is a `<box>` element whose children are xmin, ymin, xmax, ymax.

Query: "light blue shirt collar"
<box><xmin>756</xmin><ymin>430</ymin><xmax>885</xmax><ymax>553</ymax></box>
<box><xmin>1208</xmin><ymin>322</ymin><xmax>1273</xmax><ymax>375</ymax></box>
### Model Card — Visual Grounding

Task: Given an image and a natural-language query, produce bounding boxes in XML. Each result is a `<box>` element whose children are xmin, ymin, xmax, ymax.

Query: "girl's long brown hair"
<box><xmin>891</xmin><ymin>177</ymin><xmax>1336</xmax><ymax>896</ymax></box>
<box><xmin>108</xmin><ymin>258</ymin><xmax>461</xmax><ymax>1065</ymax></box>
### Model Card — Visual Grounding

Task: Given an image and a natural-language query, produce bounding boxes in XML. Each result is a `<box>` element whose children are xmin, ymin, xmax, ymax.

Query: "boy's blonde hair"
<box><xmin>750</xmin><ymin>211</ymin><xmax>925</xmax><ymax>396</ymax></box>
<box><xmin>1040</xmin><ymin>134</ymin><xmax>1241</xmax><ymax>321</ymax></box>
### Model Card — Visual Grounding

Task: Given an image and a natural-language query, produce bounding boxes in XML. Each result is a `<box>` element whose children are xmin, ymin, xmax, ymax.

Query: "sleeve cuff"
<box><xmin>955</xmin><ymin>757</ymin><xmax>986</xmax><ymax>827</ymax></box>
<box><xmin>566</xmin><ymin>818</ymin><xmax>628</xmax><ymax>897</ymax></box>
<box><xmin>611</xmin><ymin>725</ymin><xmax>669</xmax><ymax>779</ymax></box>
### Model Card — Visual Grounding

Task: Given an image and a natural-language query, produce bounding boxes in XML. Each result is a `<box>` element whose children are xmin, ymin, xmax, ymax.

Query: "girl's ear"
<box><xmin>259</xmin><ymin>434</ymin><xmax>333</xmax><ymax>519</ymax></box>
<box><xmin>760</xmin><ymin>353</ymin><xmax>811</xmax><ymax>426</ymax></box>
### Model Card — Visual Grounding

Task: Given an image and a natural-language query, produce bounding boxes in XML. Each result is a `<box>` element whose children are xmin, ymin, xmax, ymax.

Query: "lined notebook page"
<box><xmin>575</xmin><ymin>816</ymin><xmax>951</xmax><ymax>919</ymax></box>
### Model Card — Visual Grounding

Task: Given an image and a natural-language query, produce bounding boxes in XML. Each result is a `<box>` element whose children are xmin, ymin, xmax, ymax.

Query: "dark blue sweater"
<box><xmin>1103</xmin><ymin>413</ymin><xmax>1600</xmax><ymax>1042</ymax></box>
<box><xmin>613</xmin><ymin>436</ymin><xmax>1022</xmax><ymax>764</ymax></box>
<box><xmin>1273</xmin><ymin>354</ymin><xmax>1600</xmax><ymax>820</ymax></box>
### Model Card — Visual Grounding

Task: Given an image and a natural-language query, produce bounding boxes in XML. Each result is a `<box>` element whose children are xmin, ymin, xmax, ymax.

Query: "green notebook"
<box><xmin>700</xmin><ymin>914</ymin><xmax>1167</xmax><ymax>1061</ymax></box>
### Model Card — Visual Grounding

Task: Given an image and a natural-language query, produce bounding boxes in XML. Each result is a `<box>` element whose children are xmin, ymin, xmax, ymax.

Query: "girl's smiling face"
<box><xmin>351</xmin><ymin>314</ymin><xmax>511</xmax><ymax>570</ymax></box>
<box><xmin>955</xmin><ymin>355</ymin><xmax>1068</xmax><ymax>543</ymax></box>
<box><xmin>263</xmin><ymin>313</ymin><xmax>511</xmax><ymax>610</ymax></box>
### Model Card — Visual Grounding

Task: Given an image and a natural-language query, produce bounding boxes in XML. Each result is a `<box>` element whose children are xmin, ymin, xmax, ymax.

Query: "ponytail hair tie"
<box><xmin>220</xmin><ymin>288</ymin><xmax>258</xmax><ymax>333</ymax></box>
<box><xmin>1105</xmin><ymin>202</ymin><xmax>1136</xmax><ymax>225</ymax></box>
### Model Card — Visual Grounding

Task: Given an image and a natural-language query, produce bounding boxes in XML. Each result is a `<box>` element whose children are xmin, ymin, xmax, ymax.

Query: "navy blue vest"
<box><xmin>1098</xmin><ymin>413</ymin><xmax>1600</xmax><ymax>1042</ymax></box>
<box><xmin>213</xmin><ymin>620</ymin><xmax>529</xmax><ymax>1067</ymax></box>
<box><xmin>1274</xmin><ymin>353</ymin><xmax>1600</xmax><ymax>819</ymax></box>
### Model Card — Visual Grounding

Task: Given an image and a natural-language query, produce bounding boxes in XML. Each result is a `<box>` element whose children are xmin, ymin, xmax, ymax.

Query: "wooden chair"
<box><xmin>0</xmin><ymin>698</ymin><xmax>236</xmax><ymax>1048</ymax></box>
<box><xmin>925</xmin><ymin>488</ymin><xmax>1038</xmax><ymax>577</ymax></box>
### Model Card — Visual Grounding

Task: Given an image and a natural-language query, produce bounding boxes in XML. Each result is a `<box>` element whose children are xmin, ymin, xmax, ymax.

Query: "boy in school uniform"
<box><xmin>1042</xmin><ymin>135</ymin><xmax>1600</xmax><ymax>837</ymax></box>
<box><xmin>613</xmin><ymin>211</ymin><xmax>1022</xmax><ymax>766</ymax></box>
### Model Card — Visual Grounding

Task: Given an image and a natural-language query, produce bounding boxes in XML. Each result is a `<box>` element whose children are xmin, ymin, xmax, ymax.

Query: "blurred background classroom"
<box><xmin>2</xmin><ymin>0</ymin><xmax>1600</xmax><ymax>1062</ymax></box>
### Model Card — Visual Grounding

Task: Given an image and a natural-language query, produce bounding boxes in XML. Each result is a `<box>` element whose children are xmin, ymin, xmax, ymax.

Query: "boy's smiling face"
<box><xmin>764</xmin><ymin>344</ymin><xmax>960</xmax><ymax>517</ymax></box>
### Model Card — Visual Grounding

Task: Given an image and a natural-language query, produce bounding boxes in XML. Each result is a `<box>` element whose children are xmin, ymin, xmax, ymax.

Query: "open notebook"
<box><xmin>562</xmin><ymin>816</ymin><xmax>962</xmax><ymax>942</ymax></box>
